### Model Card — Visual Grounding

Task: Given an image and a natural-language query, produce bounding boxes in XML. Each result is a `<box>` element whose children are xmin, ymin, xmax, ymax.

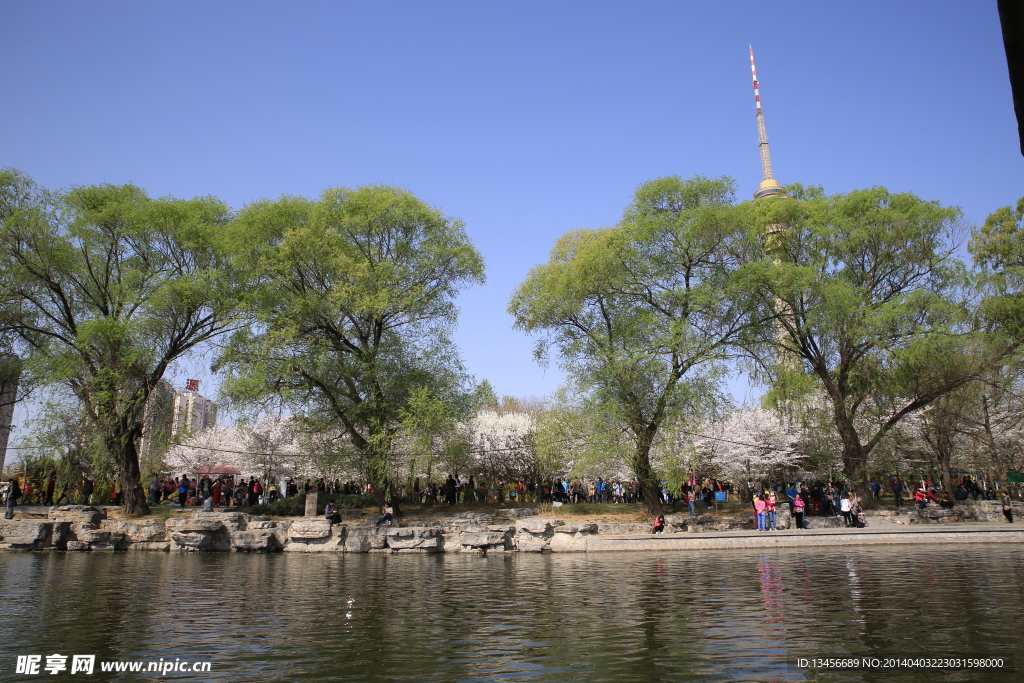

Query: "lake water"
<box><xmin>1</xmin><ymin>546</ymin><xmax>1021</xmax><ymax>682</ymax></box>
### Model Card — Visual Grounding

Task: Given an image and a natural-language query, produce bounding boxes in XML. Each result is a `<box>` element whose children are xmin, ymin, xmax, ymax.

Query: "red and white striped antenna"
<box><xmin>749</xmin><ymin>46</ymin><xmax>782</xmax><ymax>199</ymax></box>
<box><xmin>750</xmin><ymin>45</ymin><xmax>763</xmax><ymax>114</ymax></box>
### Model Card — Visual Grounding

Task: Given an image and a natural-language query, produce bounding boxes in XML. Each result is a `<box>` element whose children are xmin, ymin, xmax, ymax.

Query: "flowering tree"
<box><xmin>163</xmin><ymin>415</ymin><xmax>300</xmax><ymax>481</ymax></box>
<box><xmin>468</xmin><ymin>410</ymin><xmax>536</xmax><ymax>482</ymax></box>
<box><xmin>164</xmin><ymin>425</ymin><xmax>250</xmax><ymax>475</ymax></box>
<box><xmin>690</xmin><ymin>407</ymin><xmax>804</xmax><ymax>486</ymax></box>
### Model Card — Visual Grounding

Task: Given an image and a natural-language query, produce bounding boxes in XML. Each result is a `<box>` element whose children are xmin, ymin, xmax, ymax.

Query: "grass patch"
<box><xmin>149</xmin><ymin>508</ymin><xmax>176</xmax><ymax>521</ymax></box>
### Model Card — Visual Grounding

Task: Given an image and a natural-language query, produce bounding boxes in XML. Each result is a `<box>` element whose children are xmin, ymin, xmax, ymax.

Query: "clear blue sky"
<box><xmin>2</xmin><ymin>1</ymin><xmax>1021</xmax><ymax>412</ymax></box>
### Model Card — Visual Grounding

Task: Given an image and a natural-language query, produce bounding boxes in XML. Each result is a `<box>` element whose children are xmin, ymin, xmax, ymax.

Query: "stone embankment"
<box><xmin>1</xmin><ymin>501</ymin><xmax>1022</xmax><ymax>554</ymax></box>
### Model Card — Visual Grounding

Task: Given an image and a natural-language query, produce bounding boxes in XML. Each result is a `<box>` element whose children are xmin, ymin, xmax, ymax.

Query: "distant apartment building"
<box><xmin>138</xmin><ymin>379</ymin><xmax>217</xmax><ymax>473</ymax></box>
<box><xmin>172</xmin><ymin>389</ymin><xmax>217</xmax><ymax>435</ymax></box>
<box><xmin>0</xmin><ymin>353</ymin><xmax>20</xmax><ymax>476</ymax></box>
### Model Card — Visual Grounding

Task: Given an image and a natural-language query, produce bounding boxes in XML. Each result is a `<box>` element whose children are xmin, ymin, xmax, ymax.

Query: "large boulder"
<box><xmin>515</xmin><ymin>534</ymin><xmax>549</xmax><ymax>552</ymax></box>
<box><xmin>68</xmin><ymin>523</ymin><xmax>128</xmax><ymax>550</ymax></box>
<box><xmin>100</xmin><ymin>519</ymin><xmax>168</xmax><ymax>543</ymax></box>
<box><xmin>515</xmin><ymin>517</ymin><xmax>564</xmax><ymax>535</ymax></box>
<box><xmin>288</xmin><ymin>519</ymin><xmax>333</xmax><ymax>540</ymax></box>
<box><xmin>342</xmin><ymin>527</ymin><xmax>382</xmax><ymax>553</ymax></box>
<box><xmin>459</xmin><ymin>528</ymin><xmax>512</xmax><ymax>550</ymax></box>
<box><xmin>166</xmin><ymin>519</ymin><xmax>231</xmax><ymax>551</ymax></box>
<box><xmin>0</xmin><ymin>520</ymin><xmax>53</xmax><ymax>549</ymax></box>
<box><xmin>916</xmin><ymin>506</ymin><xmax>965</xmax><ymax>524</ymax></box>
<box><xmin>190</xmin><ymin>511</ymin><xmax>247</xmax><ymax>531</ymax></box>
<box><xmin>283</xmin><ymin>521</ymin><xmax>344</xmax><ymax>552</ymax></box>
<box><xmin>230</xmin><ymin>530</ymin><xmax>283</xmax><ymax>553</ymax></box>
<box><xmin>496</xmin><ymin>508</ymin><xmax>540</xmax><ymax>519</ymax></box>
<box><xmin>48</xmin><ymin>506</ymin><xmax>105</xmax><ymax>526</ymax></box>
<box><xmin>438</xmin><ymin>512</ymin><xmax>494</xmax><ymax>532</ymax></box>
<box><xmin>386</xmin><ymin>526</ymin><xmax>441</xmax><ymax>551</ymax></box>
<box><xmin>548</xmin><ymin>532</ymin><xmax>588</xmax><ymax>552</ymax></box>
<box><xmin>246</xmin><ymin>520</ymin><xmax>280</xmax><ymax>530</ymax></box>
<box><xmin>664</xmin><ymin>515</ymin><xmax>690</xmax><ymax>530</ymax></box>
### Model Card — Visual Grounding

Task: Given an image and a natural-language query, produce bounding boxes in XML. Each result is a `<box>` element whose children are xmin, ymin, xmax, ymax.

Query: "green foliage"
<box><xmin>398</xmin><ymin>386</ymin><xmax>472</xmax><ymax>480</ymax></box>
<box><xmin>737</xmin><ymin>185</ymin><xmax>977</xmax><ymax>485</ymax></box>
<box><xmin>217</xmin><ymin>184</ymin><xmax>484</xmax><ymax>499</ymax></box>
<box><xmin>510</xmin><ymin>175</ymin><xmax>749</xmax><ymax>512</ymax></box>
<box><xmin>0</xmin><ymin>169</ymin><xmax>241</xmax><ymax>515</ymax></box>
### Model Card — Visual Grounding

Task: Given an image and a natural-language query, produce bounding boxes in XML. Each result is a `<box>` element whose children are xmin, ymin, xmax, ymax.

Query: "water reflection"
<box><xmin>1</xmin><ymin>547</ymin><xmax>1022</xmax><ymax>682</ymax></box>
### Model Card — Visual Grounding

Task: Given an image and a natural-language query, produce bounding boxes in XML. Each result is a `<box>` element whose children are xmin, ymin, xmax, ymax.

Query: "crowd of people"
<box><xmin>2</xmin><ymin>470</ymin><xmax>1019</xmax><ymax>527</ymax></box>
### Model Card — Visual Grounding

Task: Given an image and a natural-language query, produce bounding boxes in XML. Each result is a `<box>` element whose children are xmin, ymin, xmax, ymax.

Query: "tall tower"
<box><xmin>750</xmin><ymin>47</ymin><xmax>785</xmax><ymax>201</ymax></box>
<box><xmin>749</xmin><ymin>48</ymin><xmax>797</xmax><ymax>372</ymax></box>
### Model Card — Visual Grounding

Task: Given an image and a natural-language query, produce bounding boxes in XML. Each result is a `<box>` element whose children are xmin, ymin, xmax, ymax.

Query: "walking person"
<box><xmin>1003</xmin><ymin>491</ymin><xmax>1014</xmax><ymax>523</ymax></box>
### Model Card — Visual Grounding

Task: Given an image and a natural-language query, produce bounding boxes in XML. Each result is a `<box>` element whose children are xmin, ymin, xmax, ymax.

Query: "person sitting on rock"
<box><xmin>652</xmin><ymin>514</ymin><xmax>665</xmax><ymax>534</ymax></box>
<box><xmin>374</xmin><ymin>502</ymin><xmax>394</xmax><ymax>527</ymax></box>
<box><xmin>324</xmin><ymin>500</ymin><xmax>341</xmax><ymax>525</ymax></box>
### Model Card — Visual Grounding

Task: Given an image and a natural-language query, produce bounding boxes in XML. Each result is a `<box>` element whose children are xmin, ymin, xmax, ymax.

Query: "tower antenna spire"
<box><xmin>750</xmin><ymin>46</ymin><xmax>783</xmax><ymax>199</ymax></box>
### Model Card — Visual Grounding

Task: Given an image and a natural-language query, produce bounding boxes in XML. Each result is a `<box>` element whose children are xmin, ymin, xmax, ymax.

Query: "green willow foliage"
<box><xmin>510</xmin><ymin>176</ymin><xmax>750</xmax><ymax>514</ymax></box>
<box><xmin>0</xmin><ymin>169</ymin><xmax>238</xmax><ymax>515</ymax></box>
<box><xmin>215</xmin><ymin>185</ymin><xmax>484</xmax><ymax>503</ymax></box>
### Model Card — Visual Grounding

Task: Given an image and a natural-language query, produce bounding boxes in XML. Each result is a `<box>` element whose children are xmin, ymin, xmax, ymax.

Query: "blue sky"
<box><xmin>2</xmin><ymin>1</ymin><xmax>1021</xmax><ymax>422</ymax></box>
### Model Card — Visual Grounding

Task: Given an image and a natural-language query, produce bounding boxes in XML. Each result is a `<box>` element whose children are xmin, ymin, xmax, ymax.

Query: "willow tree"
<box><xmin>738</xmin><ymin>185</ymin><xmax>988</xmax><ymax>498</ymax></box>
<box><xmin>216</xmin><ymin>185</ymin><xmax>484</xmax><ymax>503</ymax></box>
<box><xmin>0</xmin><ymin>169</ymin><xmax>238</xmax><ymax>515</ymax></box>
<box><xmin>968</xmin><ymin>195</ymin><xmax>1024</xmax><ymax>486</ymax></box>
<box><xmin>509</xmin><ymin>176</ymin><xmax>751</xmax><ymax>515</ymax></box>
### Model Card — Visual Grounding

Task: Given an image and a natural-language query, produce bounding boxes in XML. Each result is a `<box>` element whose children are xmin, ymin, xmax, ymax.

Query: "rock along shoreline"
<box><xmin>2</xmin><ymin>503</ymin><xmax>1023</xmax><ymax>554</ymax></box>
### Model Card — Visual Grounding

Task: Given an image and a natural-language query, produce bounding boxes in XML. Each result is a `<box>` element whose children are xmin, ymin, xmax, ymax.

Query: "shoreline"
<box><xmin>2</xmin><ymin>503</ymin><xmax>1023</xmax><ymax>554</ymax></box>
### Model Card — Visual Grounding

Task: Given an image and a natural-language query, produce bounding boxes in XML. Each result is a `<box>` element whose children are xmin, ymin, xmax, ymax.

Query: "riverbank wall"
<box><xmin>2</xmin><ymin>502</ymin><xmax>1023</xmax><ymax>554</ymax></box>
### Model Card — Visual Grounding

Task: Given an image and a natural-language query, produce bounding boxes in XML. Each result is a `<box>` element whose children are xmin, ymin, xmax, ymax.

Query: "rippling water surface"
<box><xmin>2</xmin><ymin>546</ymin><xmax>1022</xmax><ymax>682</ymax></box>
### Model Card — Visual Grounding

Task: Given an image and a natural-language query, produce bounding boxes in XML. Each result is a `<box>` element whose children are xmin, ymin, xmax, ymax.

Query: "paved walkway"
<box><xmin>583</xmin><ymin>522</ymin><xmax>1024</xmax><ymax>552</ymax></box>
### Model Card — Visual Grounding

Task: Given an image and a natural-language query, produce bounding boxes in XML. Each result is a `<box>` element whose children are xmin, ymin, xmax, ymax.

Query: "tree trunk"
<box><xmin>111</xmin><ymin>431</ymin><xmax>149</xmax><ymax>518</ymax></box>
<box><xmin>630</xmin><ymin>437</ymin><xmax>664</xmax><ymax>517</ymax></box>
<box><xmin>837</xmin><ymin>423</ymin><xmax>875</xmax><ymax>508</ymax></box>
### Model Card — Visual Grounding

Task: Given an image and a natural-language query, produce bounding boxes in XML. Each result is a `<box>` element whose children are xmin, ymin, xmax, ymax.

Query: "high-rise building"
<box><xmin>171</xmin><ymin>390</ymin><xmax>217</xmax><ymax>435</ymax></box>
<box><xmin>0</xmin><ymin>353</ymin><xmax>21</xmax><ymax>476</ymax></box>
<box><xmin>137</xmin><ymin>379</ymin><xmax>217</xmax><ymax>474</ymax></box>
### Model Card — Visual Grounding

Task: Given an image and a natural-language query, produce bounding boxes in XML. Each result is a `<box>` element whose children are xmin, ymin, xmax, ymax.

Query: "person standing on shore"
<box><xmin>4</xmin><ymin>478</ymin><xmax>20</xmax><ymax>519</ymax></box>
<box><xmin>178</xmin><ymin>476</ymin><xmax>189</xmax><ymax>508</ymax></box>
<box><xmin>840</xmin><ymin>493</ymin><xmax>852</xmax><ymax>527</ymax></box>
<box><xmin>850</xmin><ymin>495</ymin><xmax>865</xmax><ymax>528</ymax></box>
<box><xmin>1003</xmin><ymin>491</ymin><xmax>1014</xmax><ymax>523</ymax></box>
<box><xmin>766</xmin><ymin>492</ymin><xmax>777</xmax><ymax>531</ymax></box>
<box><xmin>81</xmin><ymin>477</ymin><xmax>93</xmax><ymax>505</ymax></box>
<box><xmin>45</xmin><ymin>476</ymin><xmax>56</xmax><ymax>506</ymax></box>
<box><xmin>892</xmin><ymin>476</ymin><xmax>904</xmax><ymax>509</ymax></box>
<box><xmin>753</xmin><ymin>495</ymin><xmax>767</xmax><ymax>531</ymax></box>
<box><xmin>792</xmin><ymin>495</ymin><xmax>806</xmax><ymax>530</ymax></box>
